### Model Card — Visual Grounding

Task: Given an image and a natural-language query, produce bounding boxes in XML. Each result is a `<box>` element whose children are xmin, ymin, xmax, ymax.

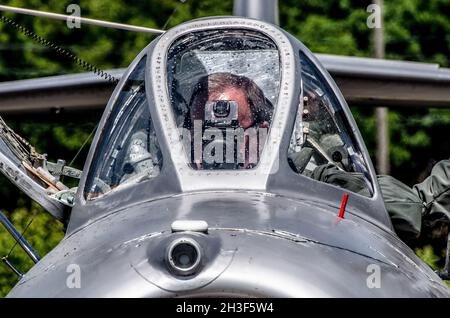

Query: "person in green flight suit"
<box><xmin>379</xmin><ymin>159</ymin><xmax>450</xmax><ymax>245</ymax></box>
<box><xmin>306</xmin><ymin>157</ymin><xmax>450</xmax><ymax>246</ymax></box>
<box><xmin>288</xmin><ymin>79</ymin><xmax>449</xmax><ymax>246</ymax></box>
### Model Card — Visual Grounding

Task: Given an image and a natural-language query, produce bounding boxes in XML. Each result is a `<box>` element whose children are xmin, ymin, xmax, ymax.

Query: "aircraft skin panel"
<box><xmin>1</xmin><ymin>55</ymin><xmax>450</xmax><ymax>113</ymax></box>
<box><xmin>7</xmin><ymin>192</ymin><xmax>449</xmax><ymax>297</ymax></box>
<box><xmin>0</xmin><ymin>69</ymin><xmax>125</xmax><ymax>95</ymax></box>
<box><xmin>317</xmin><ymin>53</ymin><xmax>450</xmax><ymax>83</ymax></box>
<box><xmin>1</xmin><ymin>54</ymin><xmax>449</xmax><ymax>95</ymax></box>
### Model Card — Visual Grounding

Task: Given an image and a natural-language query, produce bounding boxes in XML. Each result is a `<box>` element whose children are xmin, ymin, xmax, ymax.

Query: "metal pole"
<box><xmin>0</xmin><ymin>211</ymin><xmax>40</xmax><ymax>263</ymax></box>
<box><xmin>0</xmin><ymin>4</ymin><xmax>164</xmax><ymax>35</ymax></box>
<box><xmin>2</xmin><ymin>257</ymin><xmax>24</xmax><ymax>278</ymax></box>
<box><xmin>373</xmin><ymin>0</ymin><xmax>390</xmax><ymax>174</ymax></box>
<box><xmin>233</xmin><ymin>0</ymin><xmax>279</xmax><ymax>25</ymax></box>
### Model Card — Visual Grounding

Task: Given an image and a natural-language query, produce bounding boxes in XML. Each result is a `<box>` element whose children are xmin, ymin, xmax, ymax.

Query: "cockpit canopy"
<box><xmin>167</xmin><ymin>29</ymin><xmax>280</xmax><ymax>170</ymax></box>
<box><xmin>84</xmin><ymin>18</ymin><xmax>373</xmax><ymax>202</ymax></box>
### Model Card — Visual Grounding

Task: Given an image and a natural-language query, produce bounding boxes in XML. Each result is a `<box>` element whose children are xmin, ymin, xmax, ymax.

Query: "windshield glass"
<box><xmin>85</xmin><ymin>56</ymin><xmax>162</xmax><ymax>200</ymax></box>
<box><xmin>167</xmin><ymin>29</ymin><xmax>280</xmax><ymax>170</ymax></box>
<box><xmin>288</xmin><ymin>51</ymin><xmax>373</xmax><ymax>197</ymax></box>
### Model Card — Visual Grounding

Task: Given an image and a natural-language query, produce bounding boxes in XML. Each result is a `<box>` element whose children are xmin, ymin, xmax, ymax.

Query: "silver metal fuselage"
<box><xmin>8</xmin><ymin>191</ymin><xmax>450</xmax><ymax>297</ymax></box>
<box><xmin>7</xmin><ymin>17</ymin><xmax>450</xmax><ymax>297</ymax></box>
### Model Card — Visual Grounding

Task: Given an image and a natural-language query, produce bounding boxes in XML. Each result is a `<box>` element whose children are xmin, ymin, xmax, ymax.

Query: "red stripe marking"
<box><xmin>338</xmin><ymin>193</ymin><xmax>349</xmax><ymax>219</ymax></box>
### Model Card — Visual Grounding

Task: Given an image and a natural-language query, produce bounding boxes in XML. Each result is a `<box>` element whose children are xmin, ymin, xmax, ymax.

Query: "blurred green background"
<box><xmin>0</xmin><ymin>0</ymin><xmax>449</xmax><ymax>296</ymax></box>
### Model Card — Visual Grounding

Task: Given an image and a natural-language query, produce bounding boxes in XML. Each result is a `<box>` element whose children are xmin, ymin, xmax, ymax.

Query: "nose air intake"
<box><xmin>166</xmin><ymin>237</ymin><xmax>203</xmax><ymax>276</ymax></box>
<box><xmin>167</xmin><ymin>220</ymin><xmax>208</xmax><ymax>276</ymax></box>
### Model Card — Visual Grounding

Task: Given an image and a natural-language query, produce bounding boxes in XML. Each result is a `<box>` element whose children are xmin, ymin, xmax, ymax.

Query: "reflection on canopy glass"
<box><xmin>167</xmin><ymin>29</ymin><xmax>281</xmax><ymax>170</ymax></box>
<box><xmin>85</xmin><ymin>56</ymin><xmax>162</xmax><ymax>200</ymax></box>
<box><xmin>288</xmin><ymin>51</ymin><xmax>373</xmax><ymax>197</ymax></box>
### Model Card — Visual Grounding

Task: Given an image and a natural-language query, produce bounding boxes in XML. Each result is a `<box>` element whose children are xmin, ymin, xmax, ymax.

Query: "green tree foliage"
<box><xmin>279</xmin><ymin>0</ymin><xmax>450</xmax><ymax>182</ymax></box>
<box><xmin>0</xmin><ymin>204</ymin><xmax>64</xmax><ymax>296</ymax></box>
<box><xmin>0</xmin><ymin>0</ymin><xmax>449</xmax><ymax>295</ymax></box>
<box><xmin>416</xmin><ymin>246</ymin><xmax>450</xmax><ymax>287</ymax></box>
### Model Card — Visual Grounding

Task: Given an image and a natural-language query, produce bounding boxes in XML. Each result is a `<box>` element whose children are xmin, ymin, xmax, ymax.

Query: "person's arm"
<box><xmin>377</xmin><ymin>175</ymin><xmax>423</xmax><ymax>243</ymax></box>
<box><xmin>413</xmin><ymin>160</ymin><xmax>450</xmax><ymax>220</ymax></box>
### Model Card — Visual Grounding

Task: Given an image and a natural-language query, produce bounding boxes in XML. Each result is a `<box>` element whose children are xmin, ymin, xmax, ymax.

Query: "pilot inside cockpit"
<box><xmin>164</xmin><ymin>28</ymin><xmax>282</xmax><ymax>171</ymax></box>
<box><xmin>183</xmin><ymin>72</ymin><xmax>273</xmax><ymax>169</ymax></box>
<box><xmin>85</xmin><ymin>27</ymin><xmax>446</xmax><ymax>248</ymax></box>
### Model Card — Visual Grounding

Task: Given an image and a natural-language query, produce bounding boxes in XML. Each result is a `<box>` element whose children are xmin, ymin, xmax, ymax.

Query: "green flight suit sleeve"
<box><xmin>413</xmin><ymin>159</ymin><xmax>450</xmax><ymax>223</ymax></box>
<box><xmin>377</xmin><ymin>175</ymin><xmax>423</xmax><ymax>241</ymax></box>
<box><xmin>308</xmin><ymin>163</ymin><xmax>371</xmax><ymax>197</ymax></box>
<box><xmin>307</xmin><ymin>162</ymin><xmax>424</xmax><ymax>241</ymax></box>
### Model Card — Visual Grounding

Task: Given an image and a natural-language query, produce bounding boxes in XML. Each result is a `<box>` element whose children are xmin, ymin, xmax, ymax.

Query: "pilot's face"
<box><xmin>189</xmin><ymin>85</ymin><xmax>268</xmax><ymax>169</ymax></box>
<box><xmin>191</xmin><ymin>86</ymin><xmax>254</xmax><ymax>129</ymax></box>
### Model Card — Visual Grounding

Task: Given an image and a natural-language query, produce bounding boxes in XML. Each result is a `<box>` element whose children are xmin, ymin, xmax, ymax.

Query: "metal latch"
<box><xmin>171</xmin><ymin>220</ymin><xmax>209</xmax><ymax>234</ymax></box>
